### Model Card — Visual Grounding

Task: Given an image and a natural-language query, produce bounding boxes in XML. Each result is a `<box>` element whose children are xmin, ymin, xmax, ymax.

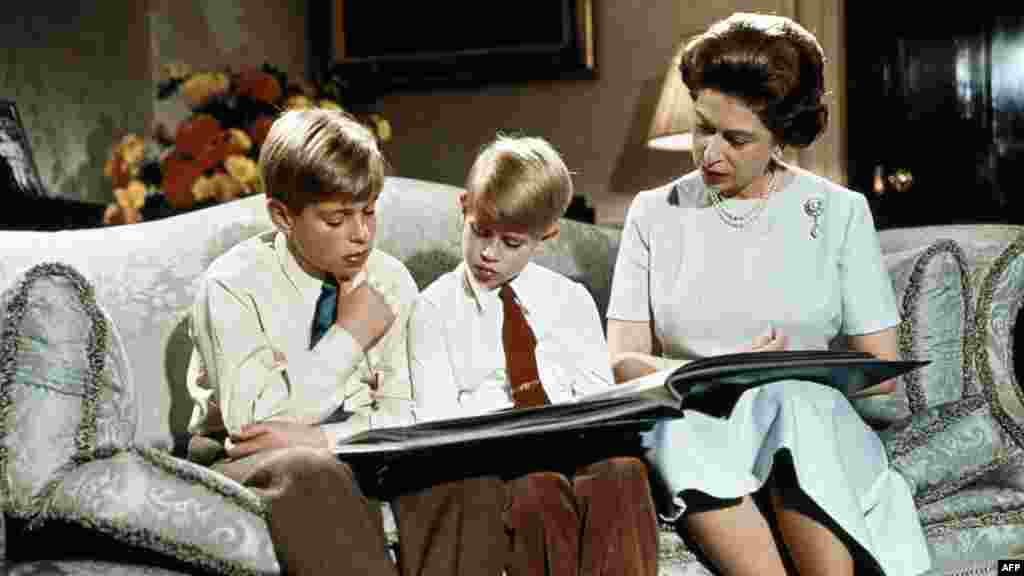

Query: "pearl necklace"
<box><xmin>708</xmin><ymin>171</ymin><xmax>776</xmax><ymax>229</ymax></box>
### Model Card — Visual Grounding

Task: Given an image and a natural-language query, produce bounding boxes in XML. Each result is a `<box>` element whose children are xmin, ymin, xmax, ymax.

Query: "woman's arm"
<box><xmin>846</xmin><ymin>325</ymin><xmax>899</xmax><ymax>397</ymax></box>
<box><xmin>607</xmin><ymin>319</ymin><xmax>689</xmax><ymax>383</ymax></box>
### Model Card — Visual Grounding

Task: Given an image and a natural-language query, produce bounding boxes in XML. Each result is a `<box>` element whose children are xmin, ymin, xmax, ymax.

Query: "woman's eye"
<box><xmin>503</xmin><ymin>239</ymin><xmax>524</xmax><ymax>249</ymax></box>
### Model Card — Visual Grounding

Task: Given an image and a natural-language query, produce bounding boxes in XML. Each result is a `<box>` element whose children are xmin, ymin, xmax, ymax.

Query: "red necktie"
<box><xmin>499</xmin><ymin>284</ymin><xmax>550</xmax><ymax>408</ymax></box>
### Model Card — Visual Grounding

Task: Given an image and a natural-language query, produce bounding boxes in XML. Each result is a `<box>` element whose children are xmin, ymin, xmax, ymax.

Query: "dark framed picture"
<box><xmin>0</xmin><ymin>98</ymin><xmax>46</xmax><ymax>197</ymax></box>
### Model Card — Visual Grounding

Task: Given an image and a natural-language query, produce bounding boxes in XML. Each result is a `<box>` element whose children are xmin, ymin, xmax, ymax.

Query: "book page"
<box><xmin>578</xmin><ymin>367</ymin><xmax>678</xmax><ymax>402</ymax></box>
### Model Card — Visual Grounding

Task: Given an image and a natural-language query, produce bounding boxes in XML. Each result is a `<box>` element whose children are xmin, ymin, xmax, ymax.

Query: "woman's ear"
<box><xmin>267</xmin><ymin>198</ymin><xmax>294</xmax><ymax>235</ymax></box>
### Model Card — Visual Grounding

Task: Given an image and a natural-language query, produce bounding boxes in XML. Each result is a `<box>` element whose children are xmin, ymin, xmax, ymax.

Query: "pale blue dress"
<box><xmin>608</xmin><ymin>167</ymin><xmax>931</xmax><ymax>576</ymax></box>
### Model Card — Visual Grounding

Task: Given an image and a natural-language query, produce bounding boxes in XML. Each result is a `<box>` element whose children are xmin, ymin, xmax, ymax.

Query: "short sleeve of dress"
<box><xmin>607</xmin><ymin>190</ymin><xmax>654</xmax><ymax>322</ymax></box>
<box><xmin>839</xmin><ymin>193</ymin><xmax>899</xmax><ymax>335</ymax></box>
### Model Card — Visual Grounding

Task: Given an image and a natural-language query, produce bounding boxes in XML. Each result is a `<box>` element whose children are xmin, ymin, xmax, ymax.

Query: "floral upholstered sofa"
<box><xmin>1</xmin><ymin>177</ymin><xmax>1023</xmax><ymax>575</ymax></box>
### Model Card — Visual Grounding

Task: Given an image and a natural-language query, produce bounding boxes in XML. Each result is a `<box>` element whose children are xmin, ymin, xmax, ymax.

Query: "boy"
<box><xmin>186</xmin><ymin>108</ymin><xmax>507</xmax><ymax>575</ymax></box>
<box><xmin>408</xmin><ymin>135</ymin><xmax>659</xmax><ymax>576</ymax></box>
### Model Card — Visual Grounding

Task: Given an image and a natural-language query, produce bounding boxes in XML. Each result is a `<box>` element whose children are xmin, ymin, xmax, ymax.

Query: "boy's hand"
<box><xmin>226</xmin><ymin>421</ymin><xmax>328</xmax><ymax>460</ymax></box>
<box><xmin>335</xmin><ymin>282</ymin><xmax>396</xmax><ymax>352</ymax></box>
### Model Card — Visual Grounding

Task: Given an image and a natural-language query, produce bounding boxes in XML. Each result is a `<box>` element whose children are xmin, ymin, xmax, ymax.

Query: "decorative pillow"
<box><xmin>857</xmin><ymin>239</ymin><xmax>973</xmax><ymax>424</ymax></box>
<box><xmin>880</xmin><ymin>395</ymin><xmax>1014</xmax><ymax>507</ymax></box>
<box><xmin>0</xmin><ymin>262</ymin><xmax>136</xmax><ymax>518</ymax></box>
<box><xmin>973</xmin><ymin>232</ymin><xmax>1024</xmax><ymax>452</ymax></box>
<box><xmin>39</xmin><ymin>447</ymin><xmax>278</xmax><ymax>576</ymax></box>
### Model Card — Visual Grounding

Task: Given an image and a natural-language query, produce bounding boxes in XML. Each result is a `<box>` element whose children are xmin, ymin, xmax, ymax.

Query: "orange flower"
<box><xmin>195</xmin><ymin>130</ymin><xmax>234</xmax><ymax>172</ymax></box>
<box><xmin>115</xmin><ymin>180</ymin><xmax>147</xmax><ymax>210</ymax></box>
<box><xmin>180</xmin><ymin>72</ymin><xmax>230</xmax><ymax>109</ymax></box>
<box><xmin>248</xmin><ymin>116</ymin><xmax>275</xmax><ymax>148</ymax></box>
<box><xmin>175</xmin><ymin>114</ymin><xmax>221</xmax><ymax>157</ymax></box>
<box><xmin>237</xmin><ymin>68</ymin><xmax>282</xmax><ymax>105</ymax></box>
<box><xmin>162</xmin><ymin>154</ymin><xmax>204</xmax><ymax>210</ymax></box>
<box><xmin>104</xmin><ymin>134</ymin><xmax>145</xmax><ymax>188</ymax></box>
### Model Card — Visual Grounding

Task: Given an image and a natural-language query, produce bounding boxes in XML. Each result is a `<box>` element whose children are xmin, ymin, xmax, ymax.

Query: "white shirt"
<box><xmin>408</xmin><ymin>261</ymin><xmax>614</xmax><ymax>421</ymax></box>
<box><xmin>187</xmin><ymin>230</ymin><xmax>418</xmax><ymax>447</ymax></box>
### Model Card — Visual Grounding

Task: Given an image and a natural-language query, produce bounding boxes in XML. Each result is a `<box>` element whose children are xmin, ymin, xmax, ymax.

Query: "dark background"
<box><xmin>847</xmin><ymin>8</ymin><xmax>1024</xmax><ymax>229</ymax></box>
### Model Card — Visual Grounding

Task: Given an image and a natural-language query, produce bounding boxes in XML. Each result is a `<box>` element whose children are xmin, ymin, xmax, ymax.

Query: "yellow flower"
<box><xmin>227</xmin><ymin>128</ymin><xmax>252</xmax><ymax>154</ymax></box>
<box><xmin>181</xmin><ymin>72</ymin><xmax>230</xmax><ymax>109</ymax></box>
<box><xmin>369</xmin><ymin>114</ymin><xmax>392</xmax><ymax>142</ymax></box>
<box><xmin>114</xmin><ymin>180</ymin><xmax>147</xmax><ymax>210</ymax></box>
<box><xmin>117</xmin><ymin>134</ymin><xmax>146</xmax><ymax>168</ymax></box>
<box><xmin>191</xmin><ymin>174</ymin><xmax>217</xmax><ymax>202</ymax></box>
<box><xmin>224</xmin><ymin>155</ymin><xmax>261</xmax><ymax>194</ymax></box>
<box><xmin>212</xmin><ymin>172</ymin><xmax>244</xmax><ymax>203</ymax></box>
<box><xmin>285</xmin><ymin>95</ymin><xmax>314</xmax><ymax>110</ymax></box>
<box><xmin>162</xmin><ymin>61</ymin><xmax>192</xmax><ymax>82</ymax></box>
<box><xmin>317</xmin><ymin>99</ymin><xmax>343</xmax><ymax>112</ymax></box>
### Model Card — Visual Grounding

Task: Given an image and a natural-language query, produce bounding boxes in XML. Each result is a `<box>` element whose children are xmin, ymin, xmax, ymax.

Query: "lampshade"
<box><xmin>647</xmin><ymin>41</ymin><xmax>694</xmax><ymax>151</ymax></box>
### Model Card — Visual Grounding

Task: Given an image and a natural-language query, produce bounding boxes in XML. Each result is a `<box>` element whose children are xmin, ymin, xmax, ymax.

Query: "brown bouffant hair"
<box><xmin>259</xmin><ymin>108</ymin><xmax>386</xmax><ymax>212</ymax></box>
<box><xmin>464</xmin><ymin>135</ymin><xmax>573</xmax><ymax>236</ymax></box>
<box><xmin>680</xmin><ymin>13</ymin><xmax>828</xmax><ymax>148</ymax></box>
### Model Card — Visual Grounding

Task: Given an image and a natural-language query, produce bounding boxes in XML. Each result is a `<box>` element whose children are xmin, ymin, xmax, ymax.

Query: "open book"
<box><xmin>334</xmin><ymin>350</ymin><xmax>926</xmax><ymax>494</ymax></box>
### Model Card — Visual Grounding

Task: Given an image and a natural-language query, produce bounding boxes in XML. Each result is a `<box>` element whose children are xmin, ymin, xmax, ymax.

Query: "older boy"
<box><xmin>186</xmin><ymin>109</ymin><xmax>507</xmax><ymax>575</ymax></box>
<box><xmin>408</xmin><ymin>135</ymin><xmax>659</xmax><ymax>576</ymax></box>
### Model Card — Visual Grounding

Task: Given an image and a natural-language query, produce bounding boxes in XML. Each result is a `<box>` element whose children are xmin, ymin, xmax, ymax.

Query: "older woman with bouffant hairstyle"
<box><xmin>607</xmin><ymin>13</ymin><xmax>930</xmax><ymax>576</ymax></box>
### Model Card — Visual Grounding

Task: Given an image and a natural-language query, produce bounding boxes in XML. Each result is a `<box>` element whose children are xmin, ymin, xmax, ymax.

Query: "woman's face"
<box><xmin>690</xmin><ymin>89</ymin><xmax>777</xmax><ymax>198</ymax></box>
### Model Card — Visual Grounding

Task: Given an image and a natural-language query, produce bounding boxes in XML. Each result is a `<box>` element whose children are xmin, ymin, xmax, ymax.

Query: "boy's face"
<box><xmin>459</xmin><ymin>192</ymin><xmax>556</xmax><ymax>291</ymax></box>
<box><xmin>270</xmin><ymin>191</ymin><xmax>377</xmax><ymax>284</ymax></box>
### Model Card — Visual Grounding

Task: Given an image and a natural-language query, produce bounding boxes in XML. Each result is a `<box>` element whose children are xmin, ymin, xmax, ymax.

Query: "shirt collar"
<box><xmin>460</xmin><ymin>261</ymin><xmax>534</xmax><ymax>317</ymax></box>
<box><xmin>275</xmin><ymin>232</ymin><xmax>367</xmax><ymax>303</ymax></box>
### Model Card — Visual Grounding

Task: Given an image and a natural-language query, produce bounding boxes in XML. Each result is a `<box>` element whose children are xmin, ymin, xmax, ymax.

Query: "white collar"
<box><xmin>275</xmin><ymin>232</ymin><xmax>367</xmax><ymax>303</ymax></box>
<box><xmin>460</xmin><ymin>261</ymin><xmax>533</xmax><ymax>317</ymax></box>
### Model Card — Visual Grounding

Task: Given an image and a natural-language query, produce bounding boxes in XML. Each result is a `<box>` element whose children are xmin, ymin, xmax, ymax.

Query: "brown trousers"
<box><xmin>219</xmin><ymin>448</ymin><xmax>657</xmax><ymax>576</ymax></box>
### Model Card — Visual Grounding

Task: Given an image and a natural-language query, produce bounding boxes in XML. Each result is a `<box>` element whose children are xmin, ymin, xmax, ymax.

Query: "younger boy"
<box><xmin>187</xmin><ymin>108</ymin><xmax>507</xmax><ymax>575</ymax></box>
<box><xmin>408</xmin><ymin>135</ymin><xmax>659</xmax><ymax>576</ymax></box>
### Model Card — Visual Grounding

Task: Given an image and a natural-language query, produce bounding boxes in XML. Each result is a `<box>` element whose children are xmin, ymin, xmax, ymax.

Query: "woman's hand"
<box><xmin>226</xmin><ymin>421</ymin><xmax>329</xmax><ymax>460</ymax></box>
<box><xmin>748</xmin><ymin>326</ymin><xmax>788</xmax><ymax>352</ymax></box>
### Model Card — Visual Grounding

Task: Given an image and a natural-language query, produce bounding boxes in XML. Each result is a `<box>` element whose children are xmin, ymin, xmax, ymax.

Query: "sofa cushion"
<box><xmin>33</xmin><ymin>447</ymin><xmax>278</xmax><ymax>576</ymax></box>
<box><xmin>974</xmin><ymin>232</ymin><xmax>1024</xmax><ymax>451</ymax></box>
<box><xmin>0</xmin><ymin>262</ymin><xmax>136</xmax><ymax>518</ymax></box>
<box><xmin>880</xmin><ymin>395</ymin><xmax>1016</xmax><ymax>507</ymax></box>
<box><xmin>855</xmin><ymin>239</ymin><xmax>973</xmax><ymax>424</ymax></box>
<box><xmin>918</xmin><ymin>485</ymin><xmax>1024</xmax><ymax>566</ymax></box>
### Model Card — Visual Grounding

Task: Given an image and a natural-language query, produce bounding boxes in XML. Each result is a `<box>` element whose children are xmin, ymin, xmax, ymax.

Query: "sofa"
<box><xmin>1</xmin><ymin>176</ymin><xmax>1022</xmax><ymax>575</ymax></box>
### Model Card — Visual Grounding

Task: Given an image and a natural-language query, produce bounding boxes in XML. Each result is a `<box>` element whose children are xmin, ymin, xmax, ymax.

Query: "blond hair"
<box><xmin>464</xmin><ymin>135</ymin><xmax>573</xmax><ymax>235</ymax></box>
<box><xmin>259</xmin><ymin>108</ymin><xmax>385</xmax><ymax>212</ymax></box>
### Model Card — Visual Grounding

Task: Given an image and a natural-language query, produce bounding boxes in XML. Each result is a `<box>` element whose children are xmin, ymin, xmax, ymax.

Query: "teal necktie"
<box><xmin>310</xmin><ymin>281</ymin><xmax>338</xmax><ymax>349</ymax></box>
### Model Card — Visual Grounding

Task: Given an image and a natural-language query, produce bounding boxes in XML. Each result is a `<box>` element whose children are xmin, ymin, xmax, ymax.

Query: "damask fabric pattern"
<box><xmin>919</xmin><ymin>486</ymin><xmax>1024</xmax><ymax>565</ymax></box>
<box><xmin>855</xmin><ymin>240</ymin><xmax>973</xmax><ymax>424</ymax></box>
<box><xmin>880</xmin><ymin>395</ymin><xmax>1017</xmax><ymax>507</ymax></box>
<box><xmin>0</xmin><ymin>262</ymin><xmax>136</xmax><ymax>518</ymax></box>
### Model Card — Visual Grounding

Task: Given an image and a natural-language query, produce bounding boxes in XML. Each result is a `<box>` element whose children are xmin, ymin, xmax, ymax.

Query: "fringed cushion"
<box><xmin>857</xmin><ymin>239</ymin><xmax>973</xmax><ymax>424</ymax></box>
<box><xmin>0</xmin><ymin>262</ymin><xmax>136</xmax><ymax>518</ymax></box>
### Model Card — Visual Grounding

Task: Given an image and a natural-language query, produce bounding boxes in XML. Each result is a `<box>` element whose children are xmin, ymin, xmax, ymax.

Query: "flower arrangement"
<box><xmin>103</xmin><ymin>62</ymin><xmax>391</xmax><ymax>225</ymax></box>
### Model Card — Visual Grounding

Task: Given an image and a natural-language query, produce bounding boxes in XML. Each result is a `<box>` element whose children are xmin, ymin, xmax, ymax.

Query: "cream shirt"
<box><xmin>187</xmin><ymin>230</ymin><xmax>417</xmax><ymax>447</ymax></box>
<box><xmin>408</xmin><ymin>261</ymin><xmax>614</xmax><ymax>421</ymax></box>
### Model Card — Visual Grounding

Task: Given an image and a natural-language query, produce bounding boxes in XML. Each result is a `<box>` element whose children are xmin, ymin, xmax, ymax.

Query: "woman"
<box><xmin>607</xmin><ymin>13</ymin><xmax>931</xmax><ymax>576</ymax></box>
